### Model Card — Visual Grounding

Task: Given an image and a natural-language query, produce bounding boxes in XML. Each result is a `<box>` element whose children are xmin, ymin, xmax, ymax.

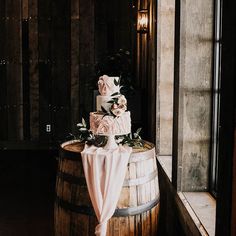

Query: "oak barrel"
<box><xmin>55</xmin><ymin>140</ymin><xmax>160</xmax><ymax>236</ymax></box>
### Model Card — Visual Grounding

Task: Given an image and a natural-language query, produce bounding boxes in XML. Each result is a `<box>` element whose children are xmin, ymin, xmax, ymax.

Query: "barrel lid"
<box><xmin>61</xmin><ymin>140</ymin><xmax>154</xmax><ymax>154</ymax></box>
<box><xmin>61</xmin><ymin>140</ymin><xmax>84</xmax><ymax>152</ymax></box>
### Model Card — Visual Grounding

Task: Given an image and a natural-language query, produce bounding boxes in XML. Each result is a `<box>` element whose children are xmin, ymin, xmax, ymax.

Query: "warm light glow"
<box><xmin>137</xmin><ymin>9</ymin><xmax>148</xmax><ymax>33</ymax></box>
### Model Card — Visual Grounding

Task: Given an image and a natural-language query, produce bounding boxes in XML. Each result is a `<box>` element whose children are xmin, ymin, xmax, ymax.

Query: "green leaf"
<box><xmin>114</xmin><ymin>79</ymin><xmax>119</xmax><ymax>86</ymax></box>
<box><xmin>101</xmin><ymin>106</ymin><xmax>108</xmax><ymax>113</ymax></box>
<box><xmin>111</xmin><ymin>92</ymin><xmax>119</xmax><ymax>96</ymax></box>
<box><xmin>136</xmin><ymin>127</ymin><xmax>142</xmax><ymax>135</ymax></box>
<box><xmin>79</xmin><ymin>127</ymin><xmax>87</xmax><ymax>132</ymax></box>
<box><xmin>82</xmin><ymin>118</ymin><xmax>86</xmax><ymax>127</ymax></box>
<box><xmin>107</xmin><ymin>100</ymin><xmax>114</xmax><ymax>104</ymax></box>
<box><xmin>102</xmin><ymin>113</ymin><xmax>109</xmax><ymax>118</ymax></box>
<box><xmin>113</xmin><ymin>98</ymin><xmax>118</xmax><ymax>103</ymax></box>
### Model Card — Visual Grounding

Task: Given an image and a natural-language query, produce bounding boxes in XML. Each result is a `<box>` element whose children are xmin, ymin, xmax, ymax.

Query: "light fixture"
<box><xmin>137</xmin><ymin>9</ymin><xmax>148</xmax><ymax>33</ymax></box>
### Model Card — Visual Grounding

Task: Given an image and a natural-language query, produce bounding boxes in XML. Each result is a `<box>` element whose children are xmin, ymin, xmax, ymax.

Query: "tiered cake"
<box><xmin>90</xmin><ymin>75</ymin><xmax>131</xmax><ymax>136</ymax></box>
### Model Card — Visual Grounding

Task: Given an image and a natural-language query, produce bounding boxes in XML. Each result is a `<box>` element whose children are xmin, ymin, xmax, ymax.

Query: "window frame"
<box><xmin>210</xmin><ymin>0</ymin><xmax>223</xmax><ymax>197</ymax></box>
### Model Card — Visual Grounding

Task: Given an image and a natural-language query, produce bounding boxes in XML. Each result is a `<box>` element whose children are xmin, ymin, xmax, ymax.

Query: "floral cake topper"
<box><xmin>98</xmin><ymin>75</ymin><xmax>120</xmax><ymax>96</ymax></box>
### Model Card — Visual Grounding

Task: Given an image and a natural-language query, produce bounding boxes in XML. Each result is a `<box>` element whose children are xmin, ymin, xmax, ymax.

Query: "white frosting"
<box><xmin>96</xmin><ymin>95</ymin><xmax>112</xmax><ymax>112</ymax></box>
<box><xmin>90</xmin><ymin>111</ymin><xmax>131</xmax><ymax>135</ymax></box>
<box><xmin>90</xmin><ymin>75</ymin><xmax>131</xmax><ymax>136</ymax></box>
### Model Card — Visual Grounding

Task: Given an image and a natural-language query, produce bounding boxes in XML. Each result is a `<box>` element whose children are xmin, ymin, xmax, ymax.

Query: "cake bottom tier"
<box><xmin>90</xmin><ymin>111</ymin><xmax>131</xmax><ymax>135</ymax></box>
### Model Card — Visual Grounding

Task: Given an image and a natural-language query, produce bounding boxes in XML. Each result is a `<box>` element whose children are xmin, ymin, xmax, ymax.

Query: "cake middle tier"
<box><xmin>96</xmin><ymin>95</ymin><xmax>112</xmax><ymax>112</ymax></box>
<box><xmin>90</xmin><ymin>111</ymin><xmax>131</xmax><ymax>135</ymax></box>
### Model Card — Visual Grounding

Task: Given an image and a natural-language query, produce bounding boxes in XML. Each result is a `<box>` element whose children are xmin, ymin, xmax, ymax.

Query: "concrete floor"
<box><xmin>0</xmin><ymin>150</ymin><xmax>57</xmax><ymax>236</ymax></box>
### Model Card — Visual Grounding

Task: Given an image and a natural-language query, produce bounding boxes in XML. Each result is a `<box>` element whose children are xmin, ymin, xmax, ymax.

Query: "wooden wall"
<box><xmin>136</xmin><ymin>0</ymin><xmax>157</xmax><ymax>142</ymax></box>
<box><xmin>0</xmin><ymin>0</ymin><xmax>95</xmax><ymax>148</ymax></box>
<box><xmin>94</xmin><ymin>0</ymin><xmax>134</xmax><ymax>61</ymax></box>
<box><xmin>0</xmin><ymin>0</ymin><xmax>155</xmax><ymax>148</ymax></box>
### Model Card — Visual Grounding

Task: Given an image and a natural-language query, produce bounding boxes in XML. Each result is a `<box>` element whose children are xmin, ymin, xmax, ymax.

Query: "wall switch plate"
<box><xmin>46</xmin><ymin>124</ymin><xmax>51</xmax><ymax>132</ymax></box>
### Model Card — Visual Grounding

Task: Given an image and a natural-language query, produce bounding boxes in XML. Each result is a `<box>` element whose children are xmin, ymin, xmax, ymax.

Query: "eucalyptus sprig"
<box><xmin>118</xmin><ymin>128</ymin><xmax>144</xmax><ymax>148</ymax></box>
<box><xmin>76</xmin><ymin>118</ymin><xmax>95</xmax><ymax>142</ymax></box>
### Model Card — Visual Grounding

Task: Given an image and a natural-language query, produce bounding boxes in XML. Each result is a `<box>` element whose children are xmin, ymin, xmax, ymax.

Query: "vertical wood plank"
<box><xmin>0</xmin><ymin>0</ymin><xmax>8</xmax><ymax>140</ymax></box>
<box><xmin>6</xmin><ymin>0</ymin><xmax>23</xmax><ymax>140</ymax></box>
<box><xmin>22</xmin><ymin>18</ymin><xmax>30</xmax><ymax>139</ymax></box>
<box><xmin>51</xmin><ymin>0</ymin><xmax>71</xmax><ymax>140</ymax></box>
<box><xmin>129</xmin><ymin>216</ymin><xmax>135</xmax><ymax>236</ymax></box>
<box><xmin>147</xmin><ymin>0</ymin><xmax>157</xmax><ymax>142</ymax></box>
<box><xmin>70</xmin><ymin>0</ymin><xmax>80</xmax><ymax>134</ymax></box>
<box><xmin>22</xmin><ymin>0</ymin><xmax>28</xmax><ymax>20</ymax></box>
<box><xmin>79</xmin><ymin>0</ymin><xmax>95</xmax><ymax>119</ymax></box>
<box><xmin>129</xmin><ymin>162</ymin><xmax>138</xmax><ymax>207</ymax></box>
<box><xmin>28</xmin><ymin>0</ymin><xmax>39</xmax><ymax>139</ymax></box>
<box><xmin>22</xmin><ymin>0</ymin><xmax>31</xmax><ymax>139</ymax></box>
<box><xmin>38</xmin><ymin>0</ymin><xmax>52</xmax><ymax>141</ymax></box>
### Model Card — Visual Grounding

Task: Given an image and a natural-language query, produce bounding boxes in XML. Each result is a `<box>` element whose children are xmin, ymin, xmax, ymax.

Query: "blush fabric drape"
<box><xmin>81</xmin><ymin>144</ymin><xmax>132</xmax><ymax>236</ymax></box>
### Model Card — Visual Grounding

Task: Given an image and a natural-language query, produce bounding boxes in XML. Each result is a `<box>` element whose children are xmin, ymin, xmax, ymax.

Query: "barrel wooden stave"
<box><xmin>55</xmin><ymin>141</ymin><xmax>159</xmax><ymax>236</ymax></box>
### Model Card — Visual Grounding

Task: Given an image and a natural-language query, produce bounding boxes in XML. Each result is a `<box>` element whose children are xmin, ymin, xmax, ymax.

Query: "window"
<box><xmin>210</xmin><ymin>0</ymin><xmax>222</xmax><ymax>197</ymax></box>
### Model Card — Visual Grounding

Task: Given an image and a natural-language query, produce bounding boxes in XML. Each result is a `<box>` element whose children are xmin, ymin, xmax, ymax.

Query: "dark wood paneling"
<box><xmin>51</xmin><ymin>0</ymin><xmax>71</xmax><ymax>141</ymax></box>
<box><xmin>146</xmin><ymin>0</ymin><xmax>157</xmax><ymax>142</ymax></box>
<box><xmin>0</xmin><ymin>0</ymin><xmax>101</xmax><ymax>148</ymax></box>
<box><xmin>70</xmin><ymin>0</ymin><xmax>80</xmax><ymax>134</ymax></box>
<box><xmin>79</xmin><ymin>0</ymin><xmax>95</xmax><ymax>119</ymax></box>
<box><xmin>0</xmin><ymin>0</ymin><xmax>8</xmax><ymax>140</ymax></box>
<box><xmin>22</xmin><ymin>20</ymin><xmax>30</xmax><ymax>139</ymax></box>
<box><xmin>38</xmin><ymin>0</ymin><xmax>52</xmax><ymax>142</ymax></box>
<box><xmin>136</xmin><ymin>0</ymin><xmax>157</xmax><ymax>142</ymax></box>
<box><xmin>6</xmin><ymin>0</ymin><xmax>23</xmax><ymax>140</ymax></box>
<box><xmin>28</xmin><ymin>0</ymin><xmax>39</xmax><ymax>140</ymax></box>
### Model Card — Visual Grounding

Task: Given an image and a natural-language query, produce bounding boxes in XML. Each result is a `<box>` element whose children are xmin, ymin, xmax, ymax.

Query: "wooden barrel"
<box><xmin>55</xmin><ymin>140</ymin><xmax>160</xmax><ymax>236</ymax></box>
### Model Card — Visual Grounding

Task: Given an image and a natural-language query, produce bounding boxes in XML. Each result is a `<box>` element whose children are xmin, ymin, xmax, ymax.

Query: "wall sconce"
<box><xmin>137</xmin><ymin>9</ymin><xmax>148</xmax><ymax>33</ymax></box>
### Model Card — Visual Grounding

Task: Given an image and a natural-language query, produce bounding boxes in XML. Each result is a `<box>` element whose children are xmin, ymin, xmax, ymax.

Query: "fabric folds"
<box><xmin>81</xmin><ymin>144</ymin><xmax>132</xmax><ymax>236</ymax></box>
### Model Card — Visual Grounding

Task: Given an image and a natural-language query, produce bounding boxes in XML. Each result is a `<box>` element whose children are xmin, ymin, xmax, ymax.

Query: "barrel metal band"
<box><xmin>123</xmin><ymin>170</ymin><xmax>158</xmax><ymax>187</ymax></box>
<box><xmin>129</xmin><ymin>154</ymin><xmax>153</xmax><ymax>163</ymax></box>
<box><xmin>55</xmin><ymin>195</ymin><xmax>159</xmax><ymax>217</ymax></box>
<box><xmin>57</xmin><ymin>172</ymin><xmax>87</xmax><ymax>185</ymax></box>
<box><xmin>57</xmin><ymin>170</ymin><xmax>157</xmax><ymax>187</ymax></box>
<box><xmin>59</xmin><ymin>151</ymin><xmax>81</xmax><ymax>161</ymax></box>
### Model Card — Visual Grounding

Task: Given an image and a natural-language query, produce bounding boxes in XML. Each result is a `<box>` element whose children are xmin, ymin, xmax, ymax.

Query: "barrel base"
<box><xmin>54</xmin><ymin>203</ymin><xmax>159</xmax><ymax>236</ymax></box>
<box><xmin>55</xmin><ymin>140</ymin><xmax>160</xmax><ymax>236</ymax></box>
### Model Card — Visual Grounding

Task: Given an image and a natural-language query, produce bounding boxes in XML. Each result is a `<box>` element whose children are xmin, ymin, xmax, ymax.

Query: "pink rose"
<box><xmin>97</xmin><ymin>122</ymin><xmax>110</xmax><ymax>134</ymax></box>
<box><xmin>98</xmin><ymin>75</ymin><xmax>120</xmax><ymax>96</ymax></box>
<box><xmin>117</xmin><ymin>95</ymin><xmax>127</xmax><ymax>105</ymax></box>
<box><xmin>97</xmin><ymin>116</ymin><xmax>114</xmax><ymax>134</ymax></box>
<box><xmin>118</xmin><ymin>104</ymin><xmax>127</xmax><ymax>111</ymax></box>
<box><xmin>111</xmin><ymin>103</ymin><xmax>118</xmax><ymax>109</ymax></box>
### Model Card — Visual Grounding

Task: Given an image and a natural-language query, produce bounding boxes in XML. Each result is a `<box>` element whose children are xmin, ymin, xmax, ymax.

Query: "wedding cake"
<box><xmin>90</xmin><ymin>75</ymin><xmax>131</xmax><ymax>136</ymax></box>
<box><xmin>55</xmin><ymin>74</ymin><xmax>159</xmax><ymax>236</ymax></box>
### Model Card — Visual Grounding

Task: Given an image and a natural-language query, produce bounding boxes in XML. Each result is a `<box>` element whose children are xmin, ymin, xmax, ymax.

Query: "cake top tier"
<box><xmin>98</xmin><ymin>75</ymin><xmax>120</xmax><ymax>96</ymax></box>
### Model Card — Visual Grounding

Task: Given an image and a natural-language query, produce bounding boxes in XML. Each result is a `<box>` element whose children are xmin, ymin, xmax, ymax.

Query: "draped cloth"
<box><xmin>81</xmin><ymin>144</ymin><xmax>132</xmax><ymax>236</ymax></box>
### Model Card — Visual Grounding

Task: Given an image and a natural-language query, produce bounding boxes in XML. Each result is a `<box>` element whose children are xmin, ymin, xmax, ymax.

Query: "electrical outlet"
<box><xmin>46</xmin><ymin>124</ymin><xmax>51</xmax><ymax>132</ymax></box>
